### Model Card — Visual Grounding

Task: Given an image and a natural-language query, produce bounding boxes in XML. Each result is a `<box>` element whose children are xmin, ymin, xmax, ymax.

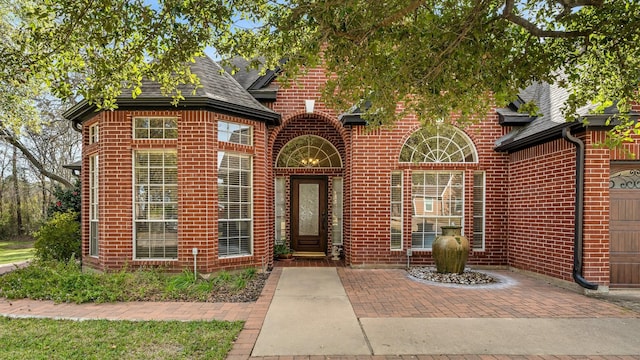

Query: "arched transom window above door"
<box><xmin>399</xmin><ymin>125</ymin><xmax>478</xmax><ymax>163</ymax></box>
<box><xmin>276</xmin><ymin>135</ymin><xmax>343</xmax><ymax>168</ymax></box>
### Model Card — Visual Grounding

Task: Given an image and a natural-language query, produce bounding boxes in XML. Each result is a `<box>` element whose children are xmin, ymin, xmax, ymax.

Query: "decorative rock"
<box><xmin>408</xmin><ymin>267</ymin><xmax>496</xmax><ymax>285</ymax></box>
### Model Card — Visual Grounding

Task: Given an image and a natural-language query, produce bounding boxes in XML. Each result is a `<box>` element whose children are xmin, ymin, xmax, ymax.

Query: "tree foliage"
<box><xmin>47</xmin><ymin>180</ymin><xmax>80</xmax><ymax>219</ymax></box>
<box><xmin>232</xmin><ymin>0</ymin><xmax>640</xmax><ymax>141</ymax></box>
<box><xmin>33</xmin><ymin>211</ymin><xmax>81</xmax><ymax>262</ymax></box>
<box><xmin>2</xmin><ymin>0</ymin><xmax>640</xmax><ymax>144</ymax></box>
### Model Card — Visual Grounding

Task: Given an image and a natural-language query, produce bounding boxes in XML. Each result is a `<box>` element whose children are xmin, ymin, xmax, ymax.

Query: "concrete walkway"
<box><xmin>249</xmin><ymin>267</ymin><xmax>640</xmax><ymax>358</ymax></box>
<box><xmin>252</xmin><ymin>268</ymin><xmax>370</xmax><ymax>356</ymax></box>
<box><xmin>0</xmin><ymin>260</ymin><xmax>30</xmax><ymax>275</ymax></box>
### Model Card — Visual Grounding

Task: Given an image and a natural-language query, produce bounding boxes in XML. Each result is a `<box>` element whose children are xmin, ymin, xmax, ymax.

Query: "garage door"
<box><xmin>609</xmin><ymin>169</ymin><xmax>640</xmax><ymax>288</ymax></box>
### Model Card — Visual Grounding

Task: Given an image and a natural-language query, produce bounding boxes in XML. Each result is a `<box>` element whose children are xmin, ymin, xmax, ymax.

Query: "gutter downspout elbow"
<box><xmin>562</xmin><ymin>127</ymin><xmax>599</xmax><ymax>290</ymax></box>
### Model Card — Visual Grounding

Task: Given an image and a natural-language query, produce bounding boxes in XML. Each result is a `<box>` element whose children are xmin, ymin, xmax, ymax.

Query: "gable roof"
<box><xmin>223</xmin><ymin>57</ymin><xmax>280</xmax><ymax>100</ymax></box>
<box><xmin>494</xmin><ymin>82</ymin><xmax>615</xmax><ymax>152</ymax></box>
<box><xmin>64</xmin><ymin>55</ymin><xmax>281</xmax><ymax>125</ymax></box>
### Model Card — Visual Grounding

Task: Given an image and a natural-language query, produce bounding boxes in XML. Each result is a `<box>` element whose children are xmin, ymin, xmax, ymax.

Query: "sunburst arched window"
<box><xmin>276</xmin><ymin>135</ymin><xmax>342</xmax><ymax>168</ymax></box>
<box><xmin>399</xmin><ymin>125</ymin><xmax>478</xmax><ymax>163</ymax></box>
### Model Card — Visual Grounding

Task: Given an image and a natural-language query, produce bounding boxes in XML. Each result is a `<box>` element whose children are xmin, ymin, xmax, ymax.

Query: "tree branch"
<box><xmin>502</xmin><ymin>0</ymin><xmax>592</xmax><ymax>38</ymax></box>
<box><xmin>0</xmin><ymin>129</ymin><xmax>72</xmax><ymax>188</ymax></box>
<box><xmin>377</xmin><ymin>0</ymin><xmax>427</xmax><ymax>28</ymax></box>
<box><xmin>557</xmin><ymin>0</ymin><xmax>603</xmax><ymax>7</ymax></box>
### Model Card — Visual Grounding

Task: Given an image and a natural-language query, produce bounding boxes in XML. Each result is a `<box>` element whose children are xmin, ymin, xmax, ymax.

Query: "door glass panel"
<box><xmin>299</xmin><ymin>183</ymin><xmax>319</xmax><ymax>236</ymax></box>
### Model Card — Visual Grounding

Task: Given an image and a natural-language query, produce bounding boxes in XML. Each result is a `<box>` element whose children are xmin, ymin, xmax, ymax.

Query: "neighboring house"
<box><xmin>64</xmin><ymin>55</ymin><xmax>640</xmax><ymax>290</ymax></box>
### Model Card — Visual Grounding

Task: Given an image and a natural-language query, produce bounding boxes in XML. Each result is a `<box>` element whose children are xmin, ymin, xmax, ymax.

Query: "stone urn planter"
<box><xmin>432</xmin><ymin>226</ymin><xmax>469</xmax><ymax>274</ymax></box>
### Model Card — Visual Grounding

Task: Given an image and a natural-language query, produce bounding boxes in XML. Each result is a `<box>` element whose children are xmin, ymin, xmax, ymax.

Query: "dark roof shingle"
<box><xmin>64</xmin><ymin>55</ymin><xmax>281</xmax><ymax>125</ymax></box>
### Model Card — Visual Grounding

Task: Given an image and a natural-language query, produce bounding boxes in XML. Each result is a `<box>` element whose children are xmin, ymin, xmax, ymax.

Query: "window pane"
<box><xmin>134</xmin><ymin>150</ymin><xmax>178</xmax><ymax>259</ymax></box>
<box><xmin>473</xmin><ymin>172</ymin><xmax>485</xmax><ymax>250</ymax></box>
<box><xmin>411</xmin><ymin>171</ymin><xmax>464</xmax><ymax>250</ymax></box>
<box><xmin>332</xmin><ymin>177</ymin><xmax>343</xmax><ymax>245</ymax></box>
<box><xmin>390</xmin><ymin>172</ymin><xmax>402</xmax><ymax>250</ymax></box>
<box><xmin>276</xmin><ymin>135</ymin><xmax>342</xmax><ymax>168</ymax></box>
<box><xmin>218</xmin><ymin>121</ymin><xmax>252</xmax><ymax>145</ymax></box>
<box><xmin>399</xmin><ymin>125</ymin><xmax>477</xmax><ymax>163</ymax></box>
<box><xmin>218</xmin><ymin>152</ymin><xmax>253</xmax><ymax>257</ymax></box>
<box><xmin>275</xmin><ymin>177</ymin><xmax>286</xmax><ymax>244</ymax></box>
<box><xmin>89</xmin><ymin>155</ymin><xmax>99</xmax><ymax>257</ymax></box>
<box><xmin>134</xmin><ymin>117</ymin><xmax>178</xmax><ymax>139</ymax></box>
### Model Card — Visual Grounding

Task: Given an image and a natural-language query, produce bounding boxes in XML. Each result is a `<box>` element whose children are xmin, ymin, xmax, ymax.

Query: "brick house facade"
<box><xmin>65</xmin><ymin>56</ymin><xmax>640</xmax><ymax>290</ymax></box>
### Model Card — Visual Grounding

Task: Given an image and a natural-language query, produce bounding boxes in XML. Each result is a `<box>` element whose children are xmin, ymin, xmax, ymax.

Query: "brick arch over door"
<box><xmin>267</xmin><ymin>111</ymin><xmax>350</xmax><ymax>259</ymax></box>
<box><xmin>269</xmin><ymin>111</ymin><xmax>348</xmax><ymax>166</ymax></box>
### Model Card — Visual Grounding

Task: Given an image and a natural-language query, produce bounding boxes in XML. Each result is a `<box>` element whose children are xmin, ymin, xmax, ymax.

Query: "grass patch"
<box><xmin>0</xmin><ymin>260</ymin><xmax>264</xmax><ymax>304</ymax></box>
<box><xmin>0</xmin><ymin>316</ymin><xmax>243</xmax><ymax>360</ymax></box>
<box><xmin>0</xmin><ymin>239</ymin><xmax>35</xmax><ymax>265</ymax></box>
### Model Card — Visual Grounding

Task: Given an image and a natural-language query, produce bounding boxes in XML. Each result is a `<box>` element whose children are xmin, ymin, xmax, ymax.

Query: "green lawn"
<box><xmin>0</xmin><ymin>239</ymin><xmax>34</xmax><ymax>265</ymax></box>
<box><xmin>0</xmin><ymin>316</ymin><xmax>243</xmax><ymax>360</ymax></box>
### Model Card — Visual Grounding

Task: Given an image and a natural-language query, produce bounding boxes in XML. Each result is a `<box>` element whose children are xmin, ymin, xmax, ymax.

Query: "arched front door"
<box><xmin>609</xmin><ymin>168</ymin><xmax>640</xmax><ymax>288</ymax></box>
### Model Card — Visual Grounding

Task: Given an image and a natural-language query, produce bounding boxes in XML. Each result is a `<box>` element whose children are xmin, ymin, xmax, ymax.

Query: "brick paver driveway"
<box><xmin>338</xmin><ymin>268</ymin><xmax>639</xmax><ymax>319</ymax></box>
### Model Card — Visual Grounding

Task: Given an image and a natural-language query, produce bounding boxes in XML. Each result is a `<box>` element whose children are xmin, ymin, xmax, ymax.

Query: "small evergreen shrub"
<box><xmin>33</xmin><ymin>211</ymin><xmax>81</xmax><ymax>262</ymax></box>
<box><xmin>47</xmin><ymin>181</ymin><xmax>81</xmax><ymax>220</ymax></box>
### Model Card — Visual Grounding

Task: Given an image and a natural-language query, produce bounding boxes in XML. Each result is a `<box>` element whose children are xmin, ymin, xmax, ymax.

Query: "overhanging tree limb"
<box><xmin>502</xmin><ymin>0</ymin><xmax>593</xmax><ymax>38</ymax></box>
<box><xmin>0</xmin><ymin>128</ymin><xmax>72</xmax><ymax>188</ymax></box>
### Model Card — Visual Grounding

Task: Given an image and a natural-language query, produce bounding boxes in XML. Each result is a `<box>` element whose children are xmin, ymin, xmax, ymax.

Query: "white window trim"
<box><xmin>132</xmin><ymin>150</ymin><xmax>178</xmax><ymax>261</ymax></box>
<box><xmin>218</xmin><ymin>151</ymin><xmax>254</xmax><ymax>258</ymax></box>
<box><xmin>218</xmin><ymin>120</ymin><xmax>253</xmax><ymax>146</ymax></box>
<box><xmin>132</xmin><ymin>117</ymin><xmax>178</xmax><ymax>140</ymax></box>
<box><xmin>391</xmin><ymin>171</ymin><xmax>403</xmax><ymax>251</ymax></box>
<box><xmin>399</xmin><ymin>125</ymin><xmax>478</xmax><ymax>164</ymax></box>
<box><xmin>411</xmin><ymin>171</ymin><xmax>465</xmax><ymax>251</ymax></box>
<box><xmin>89</xmin><ymin>155</ymin><xmax>99</xmax><ymax>257</ymax></box>
<box><xmin>473</xmin><ymin>171</ymin><xmax>486</xmax><ymax>251</ymax></box>
<box><xmin>332</xmin><ymin>177</ymin><xmax>343</xmax><ymax>245</ymax></box>
<box><xmin>275</xmin><ymin>135</ymin><xmax>343</xmax><ymax>169</ymax></box>
<box><xmin>89</xmin><ymin>124</ymin><xmax>99</xmax><ymax>144</ymax></box>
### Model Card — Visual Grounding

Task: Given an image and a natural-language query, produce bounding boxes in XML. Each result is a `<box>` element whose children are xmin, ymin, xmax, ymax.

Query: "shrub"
<box><xmin>33</xmin><ymin>212</ymin><xmax>81</xmax><ymax>262</ymax></box>
<box><xmin>47</xmin><ymin>181</ymin><xmax>81</xmax><ymax>220</ymax></box>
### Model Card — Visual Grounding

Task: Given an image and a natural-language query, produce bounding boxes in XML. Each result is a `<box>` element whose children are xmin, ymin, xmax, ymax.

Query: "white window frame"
<box><xmin>391</xmin><ymin>172</ymin><xmax>403</xmax><ymax>251</ymax></box>
<box><xmin>133</xmin><ymin>117</ymin><xmax>178</xmax><ymax>139</ymax></box>
<box><xmin>276</xmin><ymin>135</ymin><xmax>343</xmax><ymax>168</ymax></box>
<box><xmin>218</xmin><ymin>121</ymin><xmax>253</xmax><ymax>146</ymax></box>
<box><xmin>89</xmin><ymin>155</ymin><xmax>98</xmax><ymax>257</ymax></box>
<box><xmin>133</xmin><ymin>150</ymin><xmax>178</xmax><ymax>260</ymax></box>
<box><xmin>275</xmin><ymin>177</ymin><xmax>286</xmax><ymax>245</ymax></box>
<box><xmin>473</xmin><ymin>171</ymin><xmax>486</xmax><ymax>251</ymax></box>
<box><xmin>332</xmin><ymin>177</ymin><xmax>343</xmax><ymax>245</ymax></box>
<box><xmin>411</xmin><ymin>171</ymin><xmax>464</xmax><ymax>250</ymax></box>
<box><xmin>399</xmin><ymin>125</ymin><xmax>478</xmax><ymax>163</ymax></box>
<box><xmin>89</xmin><ymin>124</ymin><xmax>99</xmax><ymax>144</ymax></box>
<box><xmin>218</xmin><ymin>151</ymin><xmax>253</xmax><ymax>258</ymax></box>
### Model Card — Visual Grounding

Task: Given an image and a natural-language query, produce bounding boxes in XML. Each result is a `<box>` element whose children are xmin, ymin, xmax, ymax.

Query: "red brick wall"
<box><xmin>265</xmin><ymin>67</ymin><xmax>510</xmax><ymax>268</ymax></box>
<box><xmin>345</xmin><ymin>117</ymin><xmax>509</xmax><ymax>267</ymax></box>
<box><xmin>81</xmin><ymin>110</ymin><xmax>270</xmax><ymax>273</ymax></box>
<box><xmin>506</xmin><ymin>129</ymin><xmax>634</xmax><ymax>286</ymax></box>
<box><xmin>506</xmin><ymin>132</ymin><xmax>614</xmax><ymax>285</ymax></box>
<box><xmin>267</xmin><ymin>68</ymin><xmax>352</xmax><ymax>259</ymax></box>
<box><xmin>583</xmin><ymin>131</ymin><xmax>611</xmax><ymax>285</ymax></box>
<box><xmin>507</xmin><ymin>139</ymin><xmax>577</xmax><ymax>281</ymax></box>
